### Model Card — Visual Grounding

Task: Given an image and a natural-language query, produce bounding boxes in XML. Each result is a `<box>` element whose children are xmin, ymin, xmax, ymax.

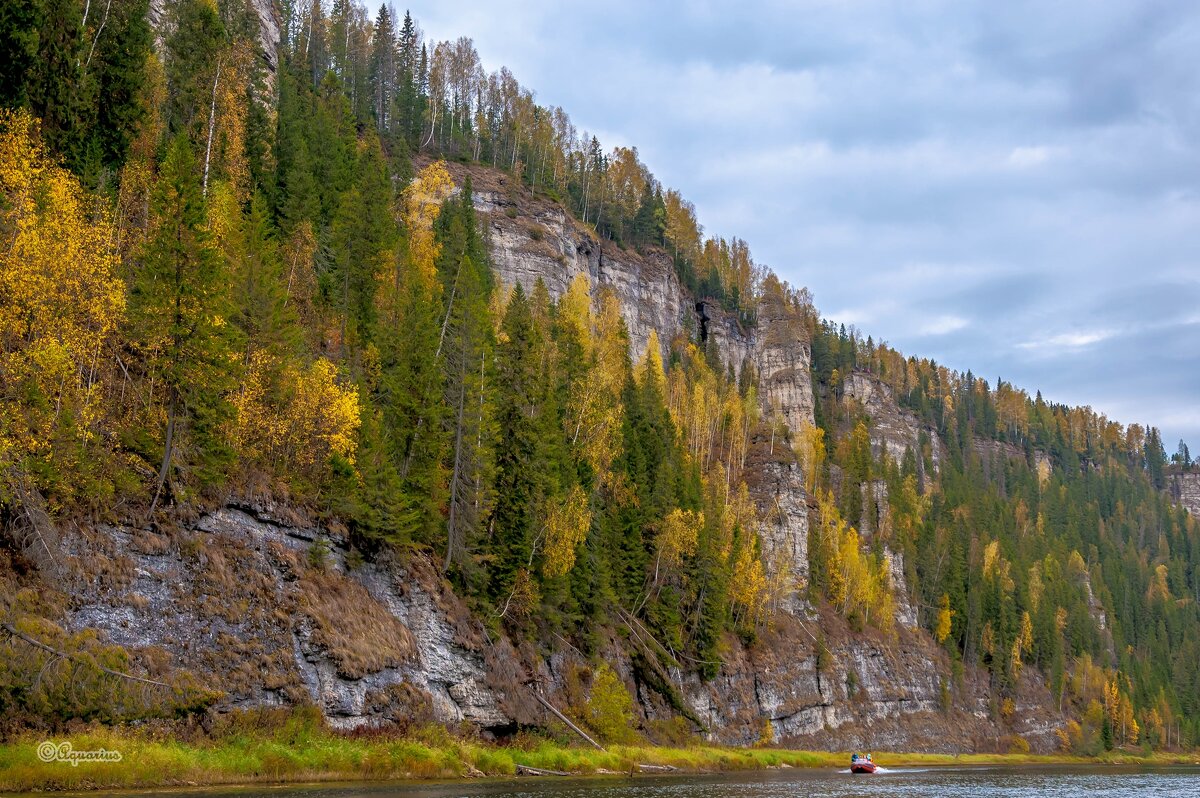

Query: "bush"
<box><xmin>585</xmin><ymin>665</ymin><xmax>636</xmax><ymax>744</ymax></box>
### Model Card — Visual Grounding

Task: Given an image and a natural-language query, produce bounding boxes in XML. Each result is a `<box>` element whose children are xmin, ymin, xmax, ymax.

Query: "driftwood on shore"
<box><xmin>516</xmin><ymin>764</ymin><xmax>572</xmax><ymax>776</ymax></box>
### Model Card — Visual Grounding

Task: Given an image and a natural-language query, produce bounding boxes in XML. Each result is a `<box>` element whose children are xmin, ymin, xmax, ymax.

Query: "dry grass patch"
<box><xmin>298</xmin><ymin>567</ymin><xmax>415</xmax><ymax>678</ymax></box>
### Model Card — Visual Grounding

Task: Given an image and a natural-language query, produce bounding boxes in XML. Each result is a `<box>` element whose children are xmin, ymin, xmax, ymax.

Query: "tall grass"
<box><xmin>1</xmin><ymin>717</ymin><xmax>1194</xmax><ymax>792</ymax></box>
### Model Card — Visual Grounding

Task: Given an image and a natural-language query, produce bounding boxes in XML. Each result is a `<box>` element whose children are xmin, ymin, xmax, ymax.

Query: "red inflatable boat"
<box><xmin>850</xmin><ymin>758</ymin><xmax>877</xmax><ymax>774</ymax></box>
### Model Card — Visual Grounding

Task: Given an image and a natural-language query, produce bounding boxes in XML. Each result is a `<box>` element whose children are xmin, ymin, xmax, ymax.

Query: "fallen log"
<box><xmin>516</xmin><ymin>764</ymin><xmax>572</xmax><ymax>776</ymax></box>
<box><xmin>637</xmin><ymin>763</ymin><xmax>679</xmax><ymax>773</ymax></box>
<box><xmin>530</xmin><ymin>690</ymin><xmax>607</xmax><ymax>752</ymax></box>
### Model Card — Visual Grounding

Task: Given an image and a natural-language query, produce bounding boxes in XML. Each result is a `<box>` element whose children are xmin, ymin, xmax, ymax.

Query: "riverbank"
<box><xmin>1</xmin><ymin>719</ymin><xmax>1195</xmax><ymax>793</ymax></box>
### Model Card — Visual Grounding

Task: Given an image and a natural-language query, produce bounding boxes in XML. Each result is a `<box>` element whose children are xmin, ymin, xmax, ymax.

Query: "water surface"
<box><xmin>56</xmin><ymin>765</ymin><xmax>1200</xmax><ymax>798</ymax></box>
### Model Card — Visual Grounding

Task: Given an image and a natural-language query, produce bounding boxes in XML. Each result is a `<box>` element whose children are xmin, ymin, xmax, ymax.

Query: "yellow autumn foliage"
<box><xmin>813</xmin><ymin>488</ymin><xmax>895</xmax><ymax>633</ymax></box>
<box><xmin>657</xmin><ymin>508</ymin><xmax>703</xmax><ymax>569</ymax></box>
<box><xmin>0</xmin><ymin>109</ymin><xmax>125</xmax><ymax>471</ymax></box>
<box><xmin>793</xmin><ymin>421</ymin><xmax>826</xmax><ymax>493</ymax></box>
<box><xmin>232</xmin><ymin>351</ymin><xmax>361</xmax><ymax>482</ymax></box>
<box><xmin>564</xmin><ymin>285</ymin><xmax>627</xmax><ymax>487</ymax></box>
<box><xmin>400</xmin><ymin>161</ymin><xmax>454</xmax><ymax>295</ymax></box>
<box><xmin>542</xmin><ymin>485</ymin><xmax>591</xmax><ymax>578</ymax></box>
<box><xmin>730</xmin><ymin>537</ymin><xmax>769</xmax><ymax>627</ymax></box>
<box><xmin>935</xmin><ymin>593</ymin><xmax>955</xmax><ymax>643</ymax></box>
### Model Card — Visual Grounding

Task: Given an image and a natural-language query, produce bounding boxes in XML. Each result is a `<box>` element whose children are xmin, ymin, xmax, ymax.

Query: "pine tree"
<box><xmin>27</xmin><ymin>0</ymin><xmax>83</xmax><ymax>161</ymax></box>
<box><xmin>490</xmin><ymin>284</ymin><xmax>560</xmax><ymax>604</ymax></box>
<box><xmin>437</xmin><ymin>180</ymin><xmax>496</xmax><ymax>573</ymax></box>
<box><xmin>83</xmin><ymin>0</ymin><xmax>153</xmax><ymax>174</ymax></box>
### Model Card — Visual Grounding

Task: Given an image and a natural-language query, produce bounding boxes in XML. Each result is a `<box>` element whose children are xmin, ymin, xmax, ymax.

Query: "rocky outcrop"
<box><xmin>469</xmin><ymin>178</ymin><xmax>683</xmax><ymax>367</ymax></box>
<box><xmin>745</xmin><ymin>442</ymin><xmax>811</xmax><ymax>610</ymax></box>
<box><xmin>676</xmin><ymin>614</ymin><xmax>1061</xmax><ymax>752</ymax></box>
<box><xmin>455</xmin><ymin>165</ymin><xmax>813</xmax><ymax>435</ymax></box>
<box><xmin>1168</xmin><ymin>470</ymin><xmax>1200</xmax><ymax>519</ymax></box>
<box><xmin>973</xmin><ymin>438</ymin><xmax>1053</xmax><ymax>480</ymax></box>
<box><xmin>843</xmin><ymin>372</ymin><xmax>941</xmax><ymax>473</ymax></box>
<box><xmin>755</xmin><ymin>283</ymin><xmax>816</xmax><ymax>434</ymax></box>
<box><xmin>58</xmin><ymin>498</ymin><xmax>1065</xmax><ymax>751</ymax></box>
<box><xmin>65</xmin><ymin>505</ymin><xmax>521</xmax><ymax>732</ymax></box>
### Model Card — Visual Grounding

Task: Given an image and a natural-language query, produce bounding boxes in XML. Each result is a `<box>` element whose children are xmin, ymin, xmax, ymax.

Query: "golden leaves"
<box><xmin>657</xmin><ymin>508</ymin><xmax>703</xmax><ymax>569</ymax></box>
<box><xmin>232</xmin><ymin>351</ymin><xmax>362</xmax><ymax>481</ymax></box>
<box><xmin>400</xmin><ymin>161</ymin><xmax>454</xmax><ymax>295</ymax></box>
<box><xmin>542</xmin><ymin>485</ymin><xmax>591</xmax><ymax>578</ymax></box>
<box><xmin>0</xmin><ymin>109</ymin><xmax>125</xmax><ymax>461</ymax></box>
<box><xmin>563</xmin><ymin>280</ymin><xmax>627</xmax><ymax>489</ymax></box>
<box><xmin>982</xmin><ymin>539</ymin><xmax>1015</xmax><ymax>591</ymax></box>
<box><xmin>793</xmin><ymin>421</ymin><xmax>826</xmax><ymax>494</ymax></box>
<box><xmin>814</xmin><ymin>488</ymin><xmax>896</xmax><ymax>633</ymax></box>
<box><xmin>935</xmin><ymin>593</ymin><xmax>955</xmax><ymax>643</ymax></box>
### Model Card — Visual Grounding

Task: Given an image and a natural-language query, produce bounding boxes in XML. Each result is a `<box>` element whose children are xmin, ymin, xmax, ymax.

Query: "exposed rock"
<box><xmin>886</xmin><ymin>549</ymin><xmax>919</xmax><ymax>629</ymax></box>
<box><xmin>843</xmin><ymin>371</ymin><xmax>941</xmax><ymax>474</ymax></box>
<box><xmin>1168</xmin><ymin>470</ymin><xmax>1200</xmax><ymax>519</ymax></box>
<box><xmin>677</xmin><ymin>614</ymin><xmax>1062</xmax><ymax>752</ymax></box>
<box><xmin>470</xmin><ymin>184</ymin><xmax>683</xmax><ymax>367</ymax></box>
<box><xmin>454</xmin><ymin>165</ymin><xmax>811</xmax><ymax>432</ymax></box>
<box><xmin>65</xmin><ymin>506</ymin><xmax>515</xmax><ymax>731</ymax></box>
<box><xmin>755</xmin><ymin>283</ymin><xmax>815</xmax><ymax>434</ymax></box>
<box><xmin>744</xmin><ymin>442</ymin><xmax>811</xmax><ymax>611</ymax></box>
<box><xmin>973</xmin><ymin>438</ymin><xmax>1053</xmax><ymax>481</ymax></box>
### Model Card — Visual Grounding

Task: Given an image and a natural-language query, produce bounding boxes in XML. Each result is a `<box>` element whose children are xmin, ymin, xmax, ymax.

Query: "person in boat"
<box><xmin>851</xmin><ymin>753</ymin><xmax>859</xmax><ymax>764</ymax></box>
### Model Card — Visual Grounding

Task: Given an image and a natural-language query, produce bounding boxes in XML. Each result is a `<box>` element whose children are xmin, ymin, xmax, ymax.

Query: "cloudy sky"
<box><xmin>408</xmin><ymin>0</ymin><xmax>1200</xmax><ymax>448</ymax></box>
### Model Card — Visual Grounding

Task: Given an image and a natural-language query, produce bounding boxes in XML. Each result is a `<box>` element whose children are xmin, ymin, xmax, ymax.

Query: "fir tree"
<box><xmin>129</xmin><ymin>136</ymin><xmax>239</xmax><ymax>512</ymax></box>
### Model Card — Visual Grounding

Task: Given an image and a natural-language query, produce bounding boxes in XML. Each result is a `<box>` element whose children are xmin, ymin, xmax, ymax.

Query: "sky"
<box><xmin>405</xmin><ymin>0</ymin><xmax>1200</xmax><ymax>449</ymax></box>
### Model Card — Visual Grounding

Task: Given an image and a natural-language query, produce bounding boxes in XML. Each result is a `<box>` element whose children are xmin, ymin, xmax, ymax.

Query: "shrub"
<box><xmin>585</xmin><ymin>665</ymin><xmax>636</xmax><ymax>744</ymax></box>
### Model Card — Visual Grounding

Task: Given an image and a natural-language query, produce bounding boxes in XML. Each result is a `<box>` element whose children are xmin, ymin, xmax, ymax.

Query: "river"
<box><xmin>60</xmin><ymin>765</ymin><xmax>1200</xmax><ymax>798</ymax></box>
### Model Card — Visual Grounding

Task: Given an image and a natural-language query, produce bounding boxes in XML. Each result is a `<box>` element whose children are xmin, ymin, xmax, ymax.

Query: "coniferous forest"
<box><xmin>2</xmin><ymin>0</ymin><xmax>1199</xmax><ymax>757</ymax></box>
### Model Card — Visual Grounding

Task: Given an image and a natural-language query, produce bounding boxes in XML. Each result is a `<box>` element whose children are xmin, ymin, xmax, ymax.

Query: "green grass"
<box><xmin>0</xmin><ymin>722</ymin><xmax>1196</xmax><ymax>793</ymax></box>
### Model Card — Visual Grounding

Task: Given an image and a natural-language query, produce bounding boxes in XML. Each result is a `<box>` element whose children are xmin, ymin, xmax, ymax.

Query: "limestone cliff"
<box><xmin>842</xmin><ymin>372</ymin><xmax>941</xmax><ymax>474</ymax></box>
<box><xmin>1168</xmin><ymin>470</ymin><xmax>1200</xmax><ymax>519</ymax></box>
<box><xmin>65</xmin><ymin>504</ymin><xmax>530</xmax><ymax>732</ymax></box>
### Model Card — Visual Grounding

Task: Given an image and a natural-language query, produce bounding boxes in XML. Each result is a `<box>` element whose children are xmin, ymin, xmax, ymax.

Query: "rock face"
<box><xmin>461</xmin><ymin>166</ymin><xmax>813</xmax><ymax>432</ymax></box>
<box><xmin>843</xmin><ymin>372</ymin><xmax>941</xmax><ymax>473</ymax></box>
<box><xmin>677</xmin><ymin>614</ymin><xmax>1061</xmax><ymax>752</ymax></box>
<box><xmin>471</xmin><ymin>183</ymin><xmax>684</xmax><ymax>367</ymax></box>
<box><xmin>1168</xmin><ymin>471</ymin><xmax>1200</xmax><ymax>519</ymax></box>
<box><xmin>745</xmin><ymin>443</ymin><xmax>811</xmax><ymax>609</ymax></box>
<box><xmin>65</xmin><ymin>505</ymin><xmax>521</xmax><ymax>732</ymax></box>
<box><xmin>61</xmin><ymin>499</ymin><xmax>1062</xmax><ymax>752</ymax></box>
<box><xmin>755</xmin><ymin>285</ymin><xmax>816</xmax><ymax>434</ymax></box>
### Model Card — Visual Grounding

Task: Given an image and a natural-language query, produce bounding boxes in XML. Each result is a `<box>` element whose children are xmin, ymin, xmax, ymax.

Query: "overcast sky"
<box><xmin>407</xmin><ymin>0</ymin><xmax>1200</xmax><ymax>449</ymax></box>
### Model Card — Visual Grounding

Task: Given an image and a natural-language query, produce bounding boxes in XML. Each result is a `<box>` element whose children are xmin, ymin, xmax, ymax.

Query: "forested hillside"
<box><xmin>1</xmin><ymin>0</ymin><xmax>1198</xmax><ymax>753</ymax></box>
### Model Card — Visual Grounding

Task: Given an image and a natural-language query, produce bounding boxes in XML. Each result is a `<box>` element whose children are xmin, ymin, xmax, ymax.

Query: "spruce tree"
<box><xmin>0</xmin><ymin>0</ymin><xmax>43</xmax><ymax>108</ymax></box>
<box><xmin>129</xmin><ymin>136</ymin><xmax>239</xmax><ymax>512</ymax></box>
<box><xmin>490</xmin><ymin>285</ymin><xmax>550</xmax><ymax>601</ymax></box>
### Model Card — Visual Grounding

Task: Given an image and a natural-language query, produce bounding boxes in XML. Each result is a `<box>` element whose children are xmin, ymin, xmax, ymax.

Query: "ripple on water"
<box><xmin>115</xmin><ymin>766</ymin><xmax>1200</xmax><ymax>798</ymax></box>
